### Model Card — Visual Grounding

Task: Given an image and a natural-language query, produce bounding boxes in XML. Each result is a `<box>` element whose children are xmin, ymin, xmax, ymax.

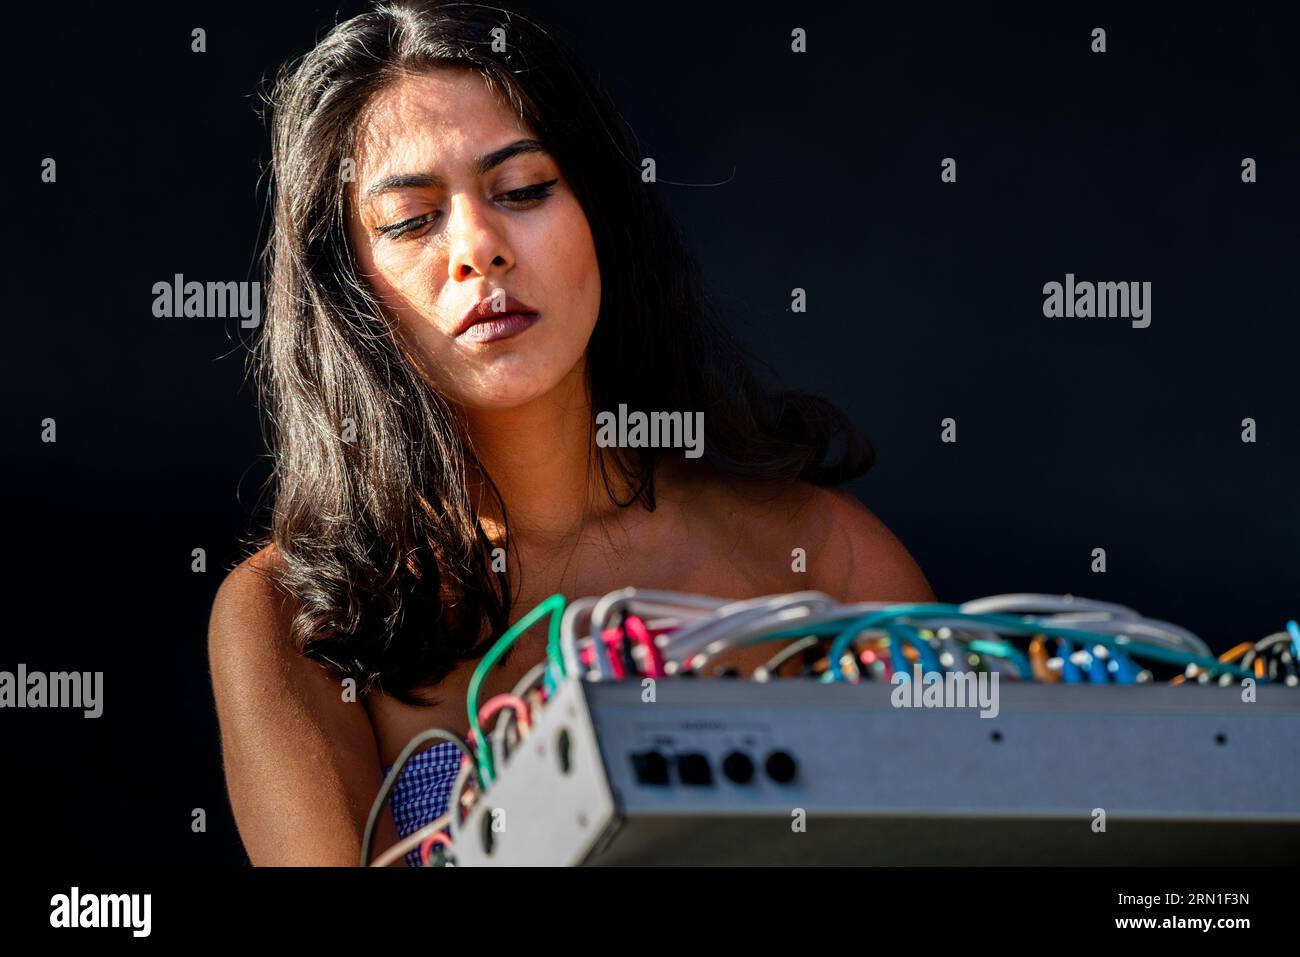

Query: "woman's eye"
<box><xmin>376</xmin><ymin>212</ymin><xmax>440</xmax><ymax>240</ymax></box>
<box><xmin>375</xmin><ymin>180</ymin><xmax>559</xmax><ymax>242</ymax></box>
<box><xmin>497</xmin><ymin>179</ymin><xmax>559</xmax><ymax>206</ymax></box>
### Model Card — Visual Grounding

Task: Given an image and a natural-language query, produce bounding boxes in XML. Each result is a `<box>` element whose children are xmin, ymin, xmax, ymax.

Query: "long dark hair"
<box><xmin>251</xmin><ymin>0</ymin><xmax>873</xmax><ymax>705</ymax></box>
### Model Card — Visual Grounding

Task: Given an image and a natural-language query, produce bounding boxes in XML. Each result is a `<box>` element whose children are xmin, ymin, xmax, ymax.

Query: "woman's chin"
<box><xmin>458</xmin><ymin>378</ymin><xmax>562</xmax><ymax>412</ymax></box>
<box><xmin>454</xmin><ymin>351</ymin><xmax>585</xmax><ymax>411</ymax></box>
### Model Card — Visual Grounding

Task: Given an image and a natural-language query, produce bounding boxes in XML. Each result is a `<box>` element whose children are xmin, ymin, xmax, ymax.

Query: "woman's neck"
<box><xmin>459</xmin><ymin>361</ymin><xmax>640</xmax><ymax>550</ymax></box>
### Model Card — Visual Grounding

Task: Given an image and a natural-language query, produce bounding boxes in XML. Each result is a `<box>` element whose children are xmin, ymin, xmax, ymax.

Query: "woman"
<box><xmin>209</xmin><ymin>0</ymin><xmax>933</xmax><ymax>866</ymax></box>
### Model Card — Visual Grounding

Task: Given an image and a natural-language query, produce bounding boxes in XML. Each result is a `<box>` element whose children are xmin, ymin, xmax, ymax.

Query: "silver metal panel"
<box><xmin>453</xmin><ymin>677</ymin><xmax>618</xmax><ymax>867</ymax></box>
<box><xmin>592</xmin><ymin>681</ymin><xmax>1300</xmax><ymax>818</ymax></box>
<box><xmin>455</xmin><ymin>679</ymin><xmax>1300</xmax><ymax>865</ymax></box>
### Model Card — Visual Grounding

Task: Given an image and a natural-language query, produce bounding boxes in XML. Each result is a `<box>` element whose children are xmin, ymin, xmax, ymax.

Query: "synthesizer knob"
<box><xmin>764</xmin><ymin>750</ymin><xmax>797</xmax><ymax>784</ymax></box>
<box><xmin>630</xmin><ymin>750</ymin><xmax>670</xmax><ymax>785</ymax></box>
<box><xmin>721</xmin><ymin>750</ymin><xmax>755</xmax><ymax>784</ymax></box>
<box><xmin>675</xmin><ymin>751</ymin><xmax>713</xmax><ymax>786</ymax></box>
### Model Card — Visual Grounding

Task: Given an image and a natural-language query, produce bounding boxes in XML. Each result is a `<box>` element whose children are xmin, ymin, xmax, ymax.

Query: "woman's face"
<box><xmin>347</xmin><ymin>68</ymin><xmax>601</xmax><ymax>410</ymax></box>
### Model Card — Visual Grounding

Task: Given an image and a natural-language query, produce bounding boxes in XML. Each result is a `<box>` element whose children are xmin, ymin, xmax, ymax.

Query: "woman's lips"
<box><xmin>458</xmin><ymin>311</ymin><xmax>540</xmax><ymax>343</ymax></box>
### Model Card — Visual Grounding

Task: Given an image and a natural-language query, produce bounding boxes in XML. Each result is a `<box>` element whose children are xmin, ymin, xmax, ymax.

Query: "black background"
<box><xmin>3</xmin><ymin>0</ymin><xmax>1297</xmax><ymax>869</ymax></box>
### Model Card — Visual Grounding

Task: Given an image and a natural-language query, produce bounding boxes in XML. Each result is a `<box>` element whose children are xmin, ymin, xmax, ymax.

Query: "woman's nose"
<box><xmin>446</xmin><ymin>194</ymin><xmax>513</xmax><ymax>282</ymax></box>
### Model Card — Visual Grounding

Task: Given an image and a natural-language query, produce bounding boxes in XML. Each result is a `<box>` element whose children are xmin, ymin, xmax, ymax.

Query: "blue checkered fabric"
<box><xmin>382</xmin><ymin>740</ymin><xmax>463</xmax><ymax>867</ymax></box>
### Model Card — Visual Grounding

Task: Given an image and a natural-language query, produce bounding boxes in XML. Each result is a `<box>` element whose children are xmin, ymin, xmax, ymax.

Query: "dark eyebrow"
<box><xmin>362</xmin><ymin>138</ymin><xmax>548</xmax><ymax>199</ymax></box>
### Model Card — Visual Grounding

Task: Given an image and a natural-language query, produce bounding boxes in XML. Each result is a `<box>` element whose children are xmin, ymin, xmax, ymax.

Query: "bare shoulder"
<box><xmin>207</xmin><ymin>543</ymin><xmax>299</xmax><ymax>669</ymax></box>
<box><xmin>800</xmin><ymin>485</ymin><xmax>935</xmax><ymax>602</ymax></box>
<box><xmin>207</xmin><ymin>542</ymin><xmax>320</xmax><ymax>725</ymax></box>
<box><xmin>207</xmin><ymin>542</ymin><xmax>343</xmax><ymax>713</ymax></box>
<box><xmin>664</xmin><ymin>460</ymin><xmax>933</xmax><ymax>602</ymax></box>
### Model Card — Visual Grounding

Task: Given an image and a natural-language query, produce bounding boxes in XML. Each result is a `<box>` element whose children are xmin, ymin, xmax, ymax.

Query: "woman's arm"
<box><xmin>207</xmin><ymin>549</ymin><xmax>403</xmax><ymax>866</ymax></box>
